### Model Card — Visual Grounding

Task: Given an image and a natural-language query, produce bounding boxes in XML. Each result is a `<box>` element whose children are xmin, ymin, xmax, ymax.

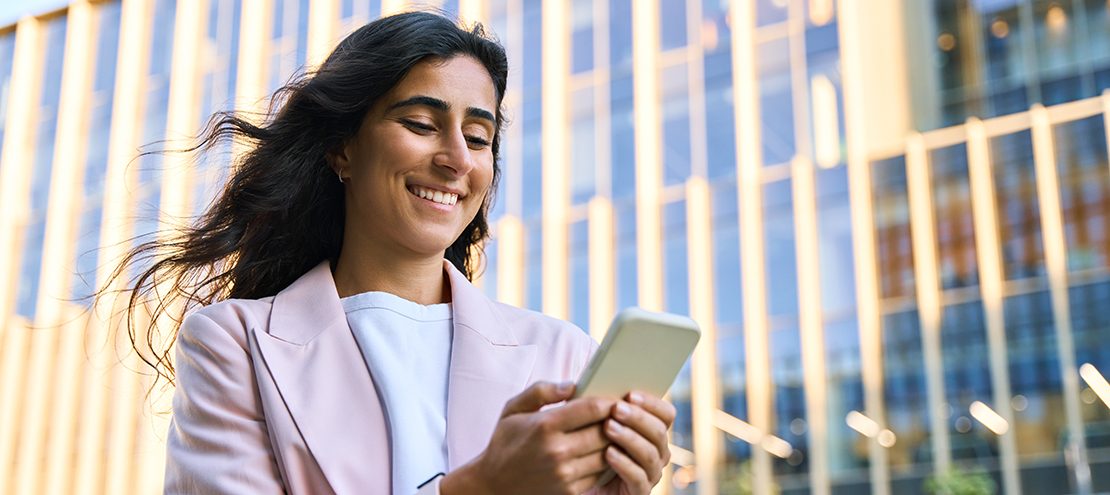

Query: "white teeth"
<box><xmin>410</xmin><ymin>186</ymin><xmax>459</xmax><ymax>206</ymax></box>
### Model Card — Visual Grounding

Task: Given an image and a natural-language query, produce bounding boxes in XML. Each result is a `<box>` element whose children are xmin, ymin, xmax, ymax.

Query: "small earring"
<box><xmin>336</xmin><ymin>170</ymin><xmax>345</xmax><ymax>184</ymax></box>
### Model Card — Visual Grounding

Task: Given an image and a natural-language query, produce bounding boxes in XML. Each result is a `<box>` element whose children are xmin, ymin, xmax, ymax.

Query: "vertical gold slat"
<box><xmin>71</xmin><ymin>0</ymin><xmax>152</xmax><ymax>491</ymax></box>
<box><xmin>1031</xmin><ymin>104</ymin><xmax>1093</xmax><ymax>495</ymax></box>
<box><xmin>305</xmin><ymin>0</ymin><xmax>337</xmax><ymax>67</ymax></box>
<box><xmin>23</xmin><ymin>2</ymin><xmax>96</xmax><ymax>494</ymax></box>
<box><xmin>730</xmin><ymin>0</ymin><xmax>773</xmax><ymax>490</ymax></box>
<box><xmin>0</xmin><ymin>17</ymin><xmax>45</xmax><ymax>494</ymax></box>
<box><xmin>905</xmin><ymin>132</ymin><xmax>951</xmax><ymax>474</ymax></box>
<box><xmin>835</xmin><ymin>0</ymin><xmax>889</xmax><ymax>491</ymax></box>
<box><xmin>381</xmin><ymin>0</ymin><xmax>407</xmax><ymax>16</ymax></box>
<box><xmin>965</xmin><ymin>117</ymin><xmax>1021</xmax><ymax>495</ymax></box>
<box><xmin>632</xmin><ymin>0</ymin><xmax>662</xmax><ymax>314</ymax></box>
<box><xmin>98</xmin><ymin>0</ymin><xmax>155</xmax><ymax>490</ymax></box>
<box><xmin>496</xmin><ymin>215</ymin><xmax>525</xmax><ymax>307</ymax></box>
<box><xmin>587</xmin><ymin>197</ymin><xmax>614</xmax><ymax>342</ymax></box>
<box><xmin>686</xmin><ymin>176</ymin><xmax>721</xmax><ymax>495</ymax></box>
<box><xmin>540</xmin><ymin>0</ymin><xmax>568</xmax><ymax>319</ymax></box>
<box><xmin>458</xmin><ymin>0</ymin><xmax>485</xmax><ymax>24</ymax></box>
<box><xmin>792</xmin><ymin>156</ymin><xmax>830</xmax><ymax>495</ymax></box>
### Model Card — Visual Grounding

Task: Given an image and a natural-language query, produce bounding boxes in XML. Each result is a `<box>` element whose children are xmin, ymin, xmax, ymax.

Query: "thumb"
<box><xmin>501</xmin><ymin>381</ymin><xmax>575</xmax><ymax>417</ymax></box>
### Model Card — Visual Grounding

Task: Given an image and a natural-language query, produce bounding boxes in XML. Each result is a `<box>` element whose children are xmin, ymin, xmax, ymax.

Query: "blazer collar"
<box><xmin>257</xmin><ymin>260</ymin><xmax>537</xmax><ymax>486</ymax></box>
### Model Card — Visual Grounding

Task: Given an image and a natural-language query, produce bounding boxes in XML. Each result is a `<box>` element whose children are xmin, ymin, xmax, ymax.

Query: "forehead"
<box><xmin>381</xmin><ymin>55</ymin><xmax>498</xmax><ymax>112</ymax></box>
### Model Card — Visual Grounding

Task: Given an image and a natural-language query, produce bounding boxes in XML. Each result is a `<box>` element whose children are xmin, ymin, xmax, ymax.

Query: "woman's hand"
<box><xmin>441</xmin><ymin>381</ymin><xmax>616</xmax><ymax>495</ymax></box>
<box><xmin>594</xmin><ymin>391</ymin><xmax>676</xmax><ymax>495</ymax></box>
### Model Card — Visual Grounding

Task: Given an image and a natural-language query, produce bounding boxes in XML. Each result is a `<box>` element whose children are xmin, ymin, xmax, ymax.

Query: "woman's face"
<box><xmin>333</xmin><ymin>55</ymin><xmax>497</xmax><ymax>260</ymax></box>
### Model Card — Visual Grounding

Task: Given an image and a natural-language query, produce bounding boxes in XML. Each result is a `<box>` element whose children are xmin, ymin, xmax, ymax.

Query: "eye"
<box><xmin>400</xmin><ymin>119</ymin><xmax>436</xmax><ymax>134</ymax></box>
<box><xmin>466</xmin><ymin>135</ymin><xmax>491</xmax><ymax>150</ymax></box>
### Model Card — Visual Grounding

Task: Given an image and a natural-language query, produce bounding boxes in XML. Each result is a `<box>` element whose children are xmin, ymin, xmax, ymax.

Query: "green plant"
<box><xmin>924</xmin><ymin>466</ymin><xmax>997</xmax><ymax>495</ymax></box>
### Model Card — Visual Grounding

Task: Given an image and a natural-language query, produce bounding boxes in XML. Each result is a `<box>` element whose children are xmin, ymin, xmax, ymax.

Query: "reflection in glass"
<box><xmin>569</xmin><ymin>219</ymin><xmax>589</xmax><ymax>331</ymax></box>
<box><xmin>873</xmin><ymin>157</ymin><xmax>915</xmax><ymax>301</ymax></box>
<box><xmin>930</xmin><ymin>144</ymin><xmax>978</xmax><ymax>290</ymax></box>
<box><xmin>992</xmin><ymin>130</ymin><xmax>1044</xmax><ymax>280</ymax></box>
<box><xmin>1053</xmin><ymin>116</ymin><xmax>1109</xmax><ymax>273</ymax></box>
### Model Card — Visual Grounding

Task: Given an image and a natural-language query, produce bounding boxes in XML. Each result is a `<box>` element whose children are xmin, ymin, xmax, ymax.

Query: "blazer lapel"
<box><xmin>443</xmin><ymin>261</ymin><xmax>537</xmax><ymax>469</ymax></box>
<box><xmin>251</xmin><ymin>262</ymin><xmax>391</xmax><ymax>494</ymax></box>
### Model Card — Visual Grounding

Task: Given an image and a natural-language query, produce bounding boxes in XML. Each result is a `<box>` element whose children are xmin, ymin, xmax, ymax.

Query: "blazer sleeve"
<box><xmin>164</xmin><ymin>311</ymin><xmax>286</xmax><ymax>494</ymax></box>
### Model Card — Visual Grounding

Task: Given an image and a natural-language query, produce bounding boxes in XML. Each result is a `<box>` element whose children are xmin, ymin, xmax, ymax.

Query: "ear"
<box><xmin>327</xmin><ymin>140</ymin><xmax>353</xmax><ymax>179</ymax></box>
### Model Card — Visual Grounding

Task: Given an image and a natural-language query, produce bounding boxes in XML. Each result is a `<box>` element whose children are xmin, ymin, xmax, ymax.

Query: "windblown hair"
<box><xmin>103</xmin><ymin>11</ymin><xmax>508</xmax><ymax>387</ymax></box>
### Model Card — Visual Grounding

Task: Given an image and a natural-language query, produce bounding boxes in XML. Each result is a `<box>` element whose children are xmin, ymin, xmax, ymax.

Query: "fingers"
<box><xmin>628</xmin><ymin>391</ymin><xmax>677</xmax><ymax>427</ymax></box>
<box><xmin>605</xmin><ymin>446</ymin><xmax>652</xmax><ymax>493</ymax></box>
<box><xmin>543</xmin><ymin>396</ymin><xmax>616</xmax><ymax>431</ymax></box>
<box><xmin>563</xmin><ymin>422</ymin><xmax>610</xmax><ymax>457</ymax></box>
<box><xmin>501</xmin><ymin>381</ymin><xmax>575</xmax><ymax>417</ymax></box>
<box><xmin>604</xmin><ymin>416</ymin><xmax>665</xmax><ymax>485</ymax></box>
<box><xmin>612</xmin><ymin>400</ymin><xmax>670</xmax><ymax>462</ymax></box>
<box><xmin>562</xmin><ymin>449</ymin><xmax>609</xmax><ymax>493</ymax></box>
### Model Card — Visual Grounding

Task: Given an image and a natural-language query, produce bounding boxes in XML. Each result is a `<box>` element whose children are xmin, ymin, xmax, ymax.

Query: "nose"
<box><xmin>433</xmin><ymin>128</ymin><xmax>476</xmax><ymax>177</ymax></box>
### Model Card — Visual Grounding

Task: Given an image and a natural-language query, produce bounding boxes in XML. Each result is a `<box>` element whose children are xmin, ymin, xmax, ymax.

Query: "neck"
<box><xmin>332</xmin><ymin>245</ymin><xmax>451</xmax><ymax>305</ymax></box>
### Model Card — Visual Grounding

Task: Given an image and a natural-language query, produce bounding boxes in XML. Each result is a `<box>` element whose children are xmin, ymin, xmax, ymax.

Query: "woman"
<box><xmin>109</xmin><ymin>11</ymin><xmax>674</xmax><ymax>495</ymax></box>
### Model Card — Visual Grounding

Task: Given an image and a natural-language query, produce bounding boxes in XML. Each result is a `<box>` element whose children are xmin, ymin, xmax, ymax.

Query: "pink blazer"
<box><xmin>164</xmin><ymin>260</ymin><xmax>598</xmax><ymax>494</ymax></box>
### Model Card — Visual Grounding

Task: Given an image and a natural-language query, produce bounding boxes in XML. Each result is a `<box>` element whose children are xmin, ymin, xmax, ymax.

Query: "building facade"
<box><xmin>0</xmin><ymin>0</ymin><xmax>1107</xmax><ymax>494</ymax></box>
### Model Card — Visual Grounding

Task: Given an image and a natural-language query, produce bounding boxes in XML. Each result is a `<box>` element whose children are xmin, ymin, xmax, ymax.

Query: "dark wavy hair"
<box><xmin>103</xmin><ymin>11</ymin><xmax>508</xmax><ymax>386</ymax></box>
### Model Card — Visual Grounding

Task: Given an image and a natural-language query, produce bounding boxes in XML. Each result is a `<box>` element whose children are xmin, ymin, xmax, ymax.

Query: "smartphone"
<box><xmin>573</xmin><ymin>307</ymin><xmax>701</xmax><ymax>401</ymax></box>
<box><xmin>573</xmin><ymin>308</ymin><xmax>700</xmax><ymax>487</ymax></box>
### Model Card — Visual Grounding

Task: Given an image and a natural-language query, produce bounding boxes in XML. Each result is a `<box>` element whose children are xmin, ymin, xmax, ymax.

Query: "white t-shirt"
<box><xmin>341</xmin><ymin>291</ymin><xmax>453</xmax><ymax>495</ymax></box>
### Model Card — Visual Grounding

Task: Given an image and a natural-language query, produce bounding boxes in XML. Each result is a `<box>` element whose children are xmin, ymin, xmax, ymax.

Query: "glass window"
<box><xmin>663</xmin><ymin>199</ymin><xmax>689</xmax><ymax>316</ymax></box>
<box><xmin>72</xmin><ymin>2</ymin><xmax>122</xmax><ymax>303</ymax></box>
<box><xmin>758</xmin><ymin>37</ymin><xmax>795</xmax><ymax>167</ymax></box>
<box><xmin>881</xmin><ymin>309</ymin><xmax>930</xmax><ymax>471</ymax></box>
<box><xmin>763</xmin><ymin>178</ymin><xmax>797</xmax><ymax>318</ymax></box>
<box><xmin>570</xmin><ymin>86</ymin><xmax>595</xmax><ymax>204</ymax></box>
<box><xmin>659</xmin><ymin>0</ymin><xmax>687</xmax><ymax>51</ymax></box>
<box><xmin>571</xmin><ymin>0</ymin><xmax>593</xmax><ymax>74</ymax></box>
<box><xmin>704</xmin><ymin>67</ymin><xmax>735</xmax><ymax>180</ymax></box>
<box><xmin>483</xmin><ymin>237</ymin><xmax>499</xmax><ymax>301</ymax></box>
<box><xmin>824</xmin><ymin>317</ymin><xmax>867</xmax><ymax>480</ymax></box>
<box><xmin>1053</xmin><ymin>116</ymin><xmax>1109</xmax><ymax>273</ymax></box>
<box><xmin>1003</xmin><ymin>290</ymin><xmax>1065</xmax><ymax>463</ymax></box>
<box><xmin>608</xmin><ymin>0</ymin><xmax>632</xmax><ymax>72</ymax></box>
<box><xmin>569</xmin><ymin>219</ymin><xmax>589</xmax><ymax>331</ymax></box>
<box><xmin>525</xmin><ymin>220</ymin><xmax>542</xmax><ymax>311</ymax></box>
<box><xmin>930</xmin><ymin>144</ymin><xmax>978</xmax><ymax>290</ymax></box>
<box><xmin>15</xmin><ymin>16</ymin><xmax>68</xmax><ymax>319</ymax></box>
<box><xmin>0</xmin><ymin>31</ymin><xmax>17</xmax><ymax>176</ymax></box>
<box><xmin>615</xmin><ymin>200</ymin><xmax>638</xmax><ymax>310</ymax></box>
<box><xmin>712</xmin><ymin>180</ymin><xmax>742</xmax><ymax>326</ymax></box>
<box><xmin>661</xmin><ymin>63</ymin><xmax>690</xmax><ymax>186</ymax></box>
<box><xmin>816</xmin><ymin>165</ymin><xmax>856</xmax><ymax>314</ymax></box>
<box><xmin>769</xmin><ymin>323</ymin><xmax>807</xmax><ymax>480</ymax></box>
<box><xmin>609</xmin><ymin>75</ymin><xmax>635</xmax><ymax>198</ymax></box>
<box><xmin>871</xmin><ymin>156</ymin><xmax>915</xmax><ymax>300</ymax></box>
<box><xmin>991</xmin><ymin>130</ymin><xmax>1045</xmax><ymax>281</ymax></box>
<box><xmin>1067</xmin><ymin>281</ymin><xmax>1110</xmax><ymax>491</ymax></box>
<box><xmin>939</xmin><ymin>301</ymin><xmax>998</xmax><ymax>462</ymax></box>
<box><xmin>756</xmin><ymin>0</ymin><xmax>788</xmax><ymax>27</ymax></box>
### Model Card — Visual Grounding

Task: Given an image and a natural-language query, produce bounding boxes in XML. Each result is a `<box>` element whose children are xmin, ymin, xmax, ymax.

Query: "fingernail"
<box><xmin>608</xmin><ymin>419</ymin><xmax>622</xmax><ymax>433</ymax></box>
<box><xmin>615</xmin><ymin>402</ymin><xmax>630</xmax><ymax>417</ymax></box>
<box><xmin>558</xmin><ymin>382</ymin><xmax>574</xmax><ymax>394</ymax></box>
<box><xmin>628</xmin><ymin>392</ymin><xmax>643</xmax><ymax>404</ymax></box>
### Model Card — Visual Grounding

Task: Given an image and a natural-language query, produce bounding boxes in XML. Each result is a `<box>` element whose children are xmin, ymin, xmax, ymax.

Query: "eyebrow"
<box><xmin>388</xmin><ymin>95</ymin><xmax>496</xmax><ymax>125</ymax></box>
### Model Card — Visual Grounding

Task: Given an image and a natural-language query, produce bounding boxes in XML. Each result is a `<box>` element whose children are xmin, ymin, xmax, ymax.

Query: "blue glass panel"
<box><xmin>521</xmin><ymin>121</ymin><xmax>542</xmax><ymax>217</ymax></box>
<box><xmin>769</xmin><ymin>324</ymin><xmax>807</xmax><ymax>476</ymax></box>
<box><xmin>711</xmin><ymin>180</ymin><xmax>742</xmax><ymax>325</ymax></box>
<box><xmin>940</xmin><ymin>301</ymin><xmax>998</xmax><ymax>462</ymax></box>
<box><xmin>149</xmin><ymin>0</ymin><xmax>177</xmax><ymax>77</ymax></box>
<box><xmin>758</xmin><ymin>37</ymin><xmax>794</xmax><ymax>166</ymax></box>
<box><xmin>930</xmin><ymin>144</ymin><xmax>979</xmax><ymax>290</ymax></box>
<box><xmin>1053</xmin><ymin>116</ymin><xmax>1109</xmax><ymax>272</ymax></box>
<box><xmin>705</xmin><ymin>70</ymin><xmax>735</xmax><ymax>179</ymax></box>
<box><xmin>0</xmin><ymin>32</ymin><xmax>17</xmax><ymax>176</ymax></box>
<box><xmin>610</xmin><ymin>75</ymin><xmax>635</xmax><ymax>198</ymax></box>
<box><xmin>569</xmin><ymin>220</ymin><xmax>589</xmax><ymax>331</ymax></box>
<box><xmin>570</xmin><ymin>87</ymin><xmax>595</xmax><ymax>204</ymax></box>
<box><xmin>991</xmin><ymin>130</ymin><xmax>1044</xmax><ymax>280</ymax></box>
<box><xmin>39</xmin><ymin>17</ymin><xmax>68</xmax><ymax>109</ymax></box>
<box><xmin>663</xmin><ymin>200</ymin><xmax>689</xmax><ymax>316</ymax></box>
<box><xmin>570</xmin><ymin>0</ymin><xmax>593</xmax><ymax>74</ymax></box>
<box><xmin>72</xmin><ymin>205</ymin><xmax>103</xmax><ymax>303</ymax></box>
<box><xmin>662</xmin><ymin>64</ymin><xmax>690</xmax><ymax>185</ymax></box>
<box><xmin>17</xmin><ymin>220</ymin><xmax>46</xmax><ymax>318</ymax></box>
<box><xmin>816</xmin><ymin>166</ymin><xmax>856</xmax><ymax>313</ymax></box>
<box><xmin>1004</xmin><ymin>290</ymin><xmax>1065</xmax><ymax>460</ymax></box>
<box><xmin>615</xmin><ymin>201</ymin><xmax>638</xmax><ymax>309</ymax></box>
<box><xmin>824</xmin><ymin>317</ymin><xmax>866</xmax><ymax>477</ymax></box>
<box><xmin>763</xmin><ymin>179</ymin><xmax>797</xmax><ymax>318</ymax></box>
<box><xmin>659</xmin><ymin>0</ymin><xmax>686</xmax><ymax>50</ymax></box>
<box><xmin>483</xmin><ymin>237</ymin><xmax>498</xmax><ymax>301</ymax></box>
<box><xmin>756</xmin><ymin>0</ymin><xmax>788</xmax><ymax>27</ymax></box>
<box><xmin>93</xmin><ymin>2</ymin><xmax>121</xmax><ymax>93</ymax></box>
<box><xmin>522</xmin><ymin>0</ymin><xmax>542</xmax><ymax>90</ymax></box>
<box><xmin>881</xmin><ymin>309</ymin><xmax>930</xmax><ymax>470</ymax></box>
<box><xmin>296</xmin><ymin>0</ymin><xmax>309</xmax><ymax>66</ymax></box>
<box><xmin>871</xmin><ymin>156</ymin><xmax>915</xmax><ymax>299</ymax></box>
<box><xmin>525</xmin><ymin>221</ymin><xmax>542</xmax><ymax>311</ymax></box>
<box><xmin>608</xmin><ymin>0</ymin><xmax>632</xmax><ymax>71</ymax></box>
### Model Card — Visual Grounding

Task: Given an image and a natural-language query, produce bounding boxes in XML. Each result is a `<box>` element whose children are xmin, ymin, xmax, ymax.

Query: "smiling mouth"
<box><xmin>408</xmin><ymin>185</ymin><xmax>459</xmax><ymax>206</ymax></box>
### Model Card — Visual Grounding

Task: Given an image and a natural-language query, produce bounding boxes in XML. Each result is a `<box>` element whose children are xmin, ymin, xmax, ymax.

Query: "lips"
<box><xmin>408</xmin><ymin>185</ymin><xmax>459</xmax><ymax>206</ymax></box>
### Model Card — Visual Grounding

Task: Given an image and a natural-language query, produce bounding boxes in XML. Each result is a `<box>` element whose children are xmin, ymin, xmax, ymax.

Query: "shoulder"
<box><xmin>180</xmin><ymin>297</ymin><xmax>276</xmax><ymax>350</ymax></box>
